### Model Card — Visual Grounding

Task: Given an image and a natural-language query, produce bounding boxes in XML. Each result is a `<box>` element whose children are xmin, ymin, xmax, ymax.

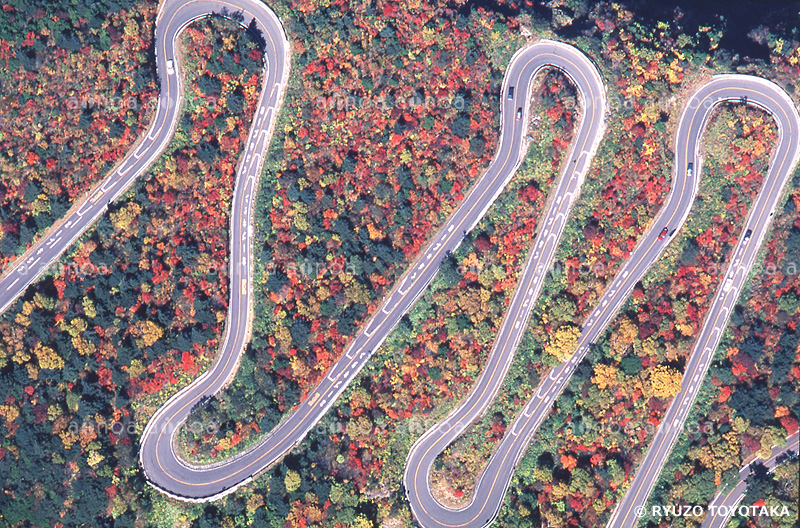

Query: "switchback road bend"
<box><xmin>0</xmin><ymin>0</ymin><xmax>291</xmax><ymax>502</ymax></box>
<box><xmin>404</xmin><ymin>78</ymin><xmax>800</xmax><ymax>528</ymax></box>
<box><xmin>138</xmin><ymin>0</ymin><xmax>291</xmax><ymax>501</ymax></box>
<box><xmin>1</xmin><ymin>0</ymin><xmax>798</xmax><ymax>519</ymax></box>
<box><xmin>403</xmin><ymin>42</ymin><xmax>607</xmax><ymax>528</ymax></box>
<box><xmin>606</xmin><ymin>76</ymin><xmax>800</xmax><ymax>528</ymax></box>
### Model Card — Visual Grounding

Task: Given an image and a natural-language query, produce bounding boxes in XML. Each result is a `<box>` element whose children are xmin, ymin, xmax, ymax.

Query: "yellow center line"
<box><xmin>613</xmin><ymin>84</ymin><xmax>796</xmax><ymax>527</ymax></box>
<box><xmin>412</xmin><ymin>46</ymin><xmax>603</xmax><ymax>526</ymax></box>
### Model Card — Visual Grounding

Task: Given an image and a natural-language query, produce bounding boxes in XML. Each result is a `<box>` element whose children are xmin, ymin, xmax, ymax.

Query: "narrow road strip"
<box><xmin>606</xmin><ymin>76</ymin><xmax>800</xmax><ymax>528</ymax></box>
<box><xmin>403</xmin><ymin>40</ymin><xmax>607</xmax><ymax>528</ymax></box>
<box><xmin>700</xmin><ymin>433</ymin><xmax>798</xmax><ymax>528</ymax></box>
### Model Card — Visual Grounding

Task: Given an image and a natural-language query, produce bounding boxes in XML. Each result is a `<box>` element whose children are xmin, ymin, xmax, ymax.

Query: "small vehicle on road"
<box><xmin>516</xmin><ymin>107</ymin><xmax>522</xmax><ymax>120</ymax></box>
<box><xmin>166</xmin><ymin>59</ymin><xmax>175</xmax><ymax>75</ymax></box>
<box><xmin>507</xmin><ymin>86</ymin><xmax>515</xmax><ymax>100</ymax></box>
<box><xmin>743</xmin><ymin>228</ymin><xmax>752</xmax><ymax>242</ymax></box>
<box><xmin>686</xmin><ymin>162</ymin><xmax>693</xmax><ymax>177</ymax></box>
<box><xmin>723</xmin><ymin>277</ymin><xmax>734</xmax><ymax>292</ymax></box>
<box><xmin>658</xmin><ymin>227</ymin><xmax>668</xmax><ymax>240</ymax></box>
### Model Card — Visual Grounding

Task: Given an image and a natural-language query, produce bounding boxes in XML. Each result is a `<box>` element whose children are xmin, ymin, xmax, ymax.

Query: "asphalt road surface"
<box><xmin>0</xmin><ymin>0</ymin><xmax>291</xmax><ymax>501</ymax></box>
<box><xmin>1</xmin><ymin>0</ymin><xmax>798</xmax><ymax>517</ymax></box>
<box><xmin>700</xmin><ymin>433</ymin><xmax>798</xmax><ymax>528</ymax></box>
<box><xmin>403</xmin><ymin>40</ymin><xmax>607</xmax><ymax>528</ymax></box>
<box><xmin>136</xmin><ymin>0</ymin><xmax>292</xmax><ymax>500</ymax></box>
<box><xmin>606</xmin><ymin>76</ymin><xmax>800</xmax><ymax>528</ymax></box>
<box><xmin>401</xmin><ymin>64</ymin><xmax>799</xmax><ymax>528</ymax></box>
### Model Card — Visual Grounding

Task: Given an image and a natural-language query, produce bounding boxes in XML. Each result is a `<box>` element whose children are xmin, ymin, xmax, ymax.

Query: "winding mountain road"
<box><xmin>0</xmin><ymin>0</ymin><xmax>797</xmax><ymax>522</ymax></box>
<box><xmin>606</xmin><ymin>76</ymin><xmax>800</xmax><ymax>528</ymax></box>
<box><xmin>405</xmin><ymin>73</ymin><xmax>799</xmax><ymax>528</ymax></box>
<box><xmin>403</xmin><ymin>41</ymin><xmax>607</xmax><ymax>528</ymax></box>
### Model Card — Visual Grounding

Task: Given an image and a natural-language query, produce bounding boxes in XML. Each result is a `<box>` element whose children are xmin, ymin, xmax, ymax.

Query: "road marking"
<box><xmin>398</xmin><ymin>276</ymin><xmax>410</xmax><ymax>294</ymax></box>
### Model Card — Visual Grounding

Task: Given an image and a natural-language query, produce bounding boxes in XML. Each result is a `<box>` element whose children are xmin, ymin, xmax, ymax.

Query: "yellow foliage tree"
<box><xmin>591</xmin><ymin>364</ymin><xmax>618</xmax><ymax>390</ymax></box>
<box><xmin>135</xmin><ymin>320</ymin><xmax>164</xmax><ymax>348</ymax></box>
<box><xmin>0</xmin><ymin>404</ymin><xmax>20</xmax><ymax>423</ymax></box>
<box><xmin>284</xmin><ymin>469</ymin><xmax>301</xmax><ymax>493</ymax></box>
<box><xmin>547</xmin><ymin>324</ymin><xmax>580</xmax><ymax>361</ymax></box>
<box><xmin>609</xmin><ymin>317</ymin><xmax>637</xmax><ymax>357</ymax></box>
<box><xmin>645</xmin><ymin>365</ymin><xmax>683</xmax><ymax>399</ymax></box>
<box><xmin>111</xmin><ymin>202</ymin><xmax>142</xmax><ymax>234</ymax></box>
<box><xmin>34</xmin><ymin>344</ymin><xmax>64</xmax><ymax>370</ymax></box>
<box><xmin>87</xmin><ymin>451</ymin><xmax>105</xmax><ymax>468</ymax></box>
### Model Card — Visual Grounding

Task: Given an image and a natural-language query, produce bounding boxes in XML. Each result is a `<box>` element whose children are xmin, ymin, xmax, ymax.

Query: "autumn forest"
<box><xmin>0</xmin><ymin>0</ymin><xmax>798</xmax><ymax>527</ymax></box>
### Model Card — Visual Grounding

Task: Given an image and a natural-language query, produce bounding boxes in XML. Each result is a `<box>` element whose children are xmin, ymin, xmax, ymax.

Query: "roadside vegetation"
<box><xmin>0</xmin><ymin>0</ymin><xmax>797</xmax><ymax>527</ymax></box>
<box><xmin>0</xmin><ymin>0</ymin><xmax>157</xmax><ymax>267</ymax></box>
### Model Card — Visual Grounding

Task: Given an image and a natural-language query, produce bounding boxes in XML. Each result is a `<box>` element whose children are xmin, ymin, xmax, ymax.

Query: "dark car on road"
<box><xmin>687</xmin><ymin>162</ymin><xmax>693</xmax><ymax>177</ymax></box>
<box><xmin>507</xmin><ymin>86</ymin><xmax>515</xmax><ymax>100</ymax></box>
<box><xmin>743</xmin><ymin>228</ymin><xmax>752</xmax><ymax>242</ymax></box>
<box><xmin>516</xmin><ymin>107</ymin><xmax>522</xmax><ymax>120</ymax></box>
<box><xmin>658</xmin><ymin>227</ymin><xmax>668</xmax><ymax>240</ymax></box>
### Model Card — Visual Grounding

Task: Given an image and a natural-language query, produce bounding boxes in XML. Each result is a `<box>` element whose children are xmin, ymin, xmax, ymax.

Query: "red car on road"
<box><xmin>658</xmin><ymin>227</ymin><xmax>668</xmax><ymax>240</ymax></box>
